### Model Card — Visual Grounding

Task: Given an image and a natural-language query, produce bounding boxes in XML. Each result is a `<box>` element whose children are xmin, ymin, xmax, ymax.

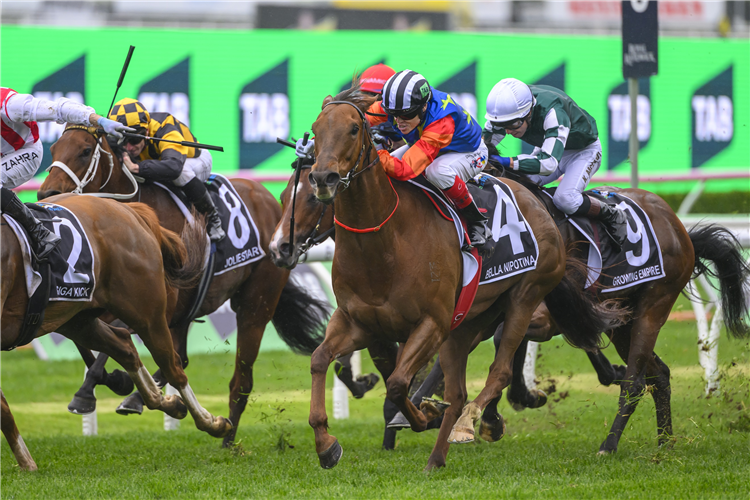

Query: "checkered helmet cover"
<box><xmin>108</xmin><ymin>98</ymin><xmax>150</xmax><ymax>129</ymax></box>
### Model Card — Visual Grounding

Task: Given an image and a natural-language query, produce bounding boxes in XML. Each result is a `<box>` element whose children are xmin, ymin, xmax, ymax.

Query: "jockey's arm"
<box><xmin>377</xmin><ymin>116</ymin><xmax>454</xmax><ymax>181</ymax></box>
<box><xmin>4</xmin><ymin>91</ymin><xmax>97</xmax><ymax>126</ymax></box>
<box><xmin>137</xmin><ymin>126</ymin><xmax>192</xmax><ymax>182</ymax></box>
<box><xmin>512</xmin><ymin>108</ymin><xmax>570</xmax><ymax>176</ymax></box>
<box><xmin>366</xmin><ymin>101</ymin><xmax>388</xmax><ymax>127</ymax></box>
<box><xmin>482</xmin><ymin>121</ymin><xmax>506</xmax><ymax>147</ymax></box>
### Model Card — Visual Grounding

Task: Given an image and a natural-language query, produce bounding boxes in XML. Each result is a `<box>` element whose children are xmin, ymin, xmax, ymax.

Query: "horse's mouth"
<box><xmin>313</xmin><ymin>187</ymin><xmax>337</xmax><ymax>205</ymax></box>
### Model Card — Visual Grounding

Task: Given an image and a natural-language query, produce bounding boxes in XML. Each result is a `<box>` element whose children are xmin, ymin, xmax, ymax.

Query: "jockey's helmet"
<box><xmin>381</xmin><ymin>70</ymin><xmax>431</xmax><ymax>119</ymax></box>
<box><xmin>109</xmin><ymin>98</ymin><xmax>150</xmax><ymax>134</ymax></box>
<box><xmin>485</xmin><ymin>78</ymin><xmax>535</xmax><ymax>125</ymax></box>
<box><xmin>359</xmin><ymin>64</ymin><xmax>396</xmax><ymax>95</ymax></box>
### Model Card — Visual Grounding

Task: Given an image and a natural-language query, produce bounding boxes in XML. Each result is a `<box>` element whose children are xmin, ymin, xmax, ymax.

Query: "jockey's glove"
<box><xmin>98</xmin><ymin>117</ymin><xmax>135</xmax><ymax>139</ymax></box>
<box><xmin>295</xmin><ymin>136</ymin><xmax>315</xmax><ymax>159</ymax></box>
<box><xmin>489</xmin><ymin>155</ymin><xmax>512</xmax><ymax>170</ymax></box>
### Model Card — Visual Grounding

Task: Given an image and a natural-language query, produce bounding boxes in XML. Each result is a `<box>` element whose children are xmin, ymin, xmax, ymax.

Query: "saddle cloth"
<box><xmin>408</xmin><ymin>174</ymin><xmax>539</xmax><ymax>287</ymax></box>
<box><xmin>152</xmin><ymin>174</ymin><xmax>265</xmax><ymax>276</ymax></box>
<box><xmin>548</xmin><ymin>189</ymin><xmax>666</xmax><ymax>292</ymax></box>
<box><xmin>5</xmin><ymin>202</ymin><xmax>96</xmax><ymax>301</ymax></box>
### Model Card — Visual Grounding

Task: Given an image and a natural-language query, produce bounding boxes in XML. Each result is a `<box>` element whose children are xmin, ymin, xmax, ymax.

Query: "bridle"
<box><xmin>287</xmin><ymin>162</ymin><xmax>336</xmax><ymax>258</ymax></box>
<box><xmin>47</xmin><ymin>125</ymin><xmax>139</xmax><ymax>200</ymax></box>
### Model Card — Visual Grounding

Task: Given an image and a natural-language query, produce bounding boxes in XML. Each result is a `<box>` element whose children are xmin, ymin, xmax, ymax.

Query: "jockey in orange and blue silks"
<box><xmin>376</xmin><ymin>70</ymin><xmax>491</xmax><ymax>249</ymax></box>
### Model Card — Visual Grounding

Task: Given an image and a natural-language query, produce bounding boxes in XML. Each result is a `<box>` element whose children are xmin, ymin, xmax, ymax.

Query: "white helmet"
<box><xmin>485</xmin><ymin>78</ymin><xmax>535</xmax><ymax>123</ymax></box>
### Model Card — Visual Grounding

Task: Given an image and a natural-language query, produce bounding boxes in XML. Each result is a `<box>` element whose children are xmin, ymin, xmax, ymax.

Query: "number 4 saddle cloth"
<box><xmin>152</xmin><ymin>174</ymin><xmax>265</xmax><ymax>276</ymax></box>
<box><xmin>408</xmin><ymin>173</ymin><xmax>540</xmax><ymax>287</ymax></box>
<box><xmin>4</xmin><ymin>202</ymin><xmax>96</xmax><ymax>301</ymax></box>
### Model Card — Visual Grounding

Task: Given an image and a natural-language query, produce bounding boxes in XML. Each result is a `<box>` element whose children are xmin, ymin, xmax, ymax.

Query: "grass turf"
<box><xmin>1</xmin><ymin>315</ymin><xmax>748</xmax><ymax>499</ymax></box>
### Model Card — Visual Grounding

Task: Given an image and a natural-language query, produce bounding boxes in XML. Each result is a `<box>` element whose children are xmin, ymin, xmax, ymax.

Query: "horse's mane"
<box><xmin>331</xmin><ymin>78</ymin><xmax>378</xmax><ymax>114</ymax></box>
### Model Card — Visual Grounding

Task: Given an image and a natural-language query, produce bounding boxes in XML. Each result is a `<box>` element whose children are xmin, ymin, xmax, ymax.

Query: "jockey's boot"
<box><xmin>183</xmin><ymin>178</ymin><xmax>226</xmax><ymax>242</ymax></box>
<box><xmin>578</xmin><ymin>195</ymin><xmax>628</xmax><ymax>249</ymax></box>
<box><xmin>1</xmin><ymin>187</ymin><xmax>60</xmax><ymax>261</ymax></box>
<box><xmin>443</xmin><ymin>176</ymin><xmax>492</xmax><ymax>249</ymax></box>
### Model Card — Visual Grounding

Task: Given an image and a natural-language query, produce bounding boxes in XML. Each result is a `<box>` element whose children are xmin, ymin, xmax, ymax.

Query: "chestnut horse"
<box><xmin>38</xmin><ymin>127</ymin><xmax>328</xmax><ymax>447</ymax></box>
<box><xmin>303</xmin><ymin>87</ymin><xmax>625</xmax><ymax>470</ymax></box>
<box><xmin>1</xmin><ymin>195</ymin><xmax>230</xmax><ymax>470</ymax></box>
<box><xmin>477</xmin><ymin>168</ymin><xmax>750</xmax><ymax>454</ymax></box>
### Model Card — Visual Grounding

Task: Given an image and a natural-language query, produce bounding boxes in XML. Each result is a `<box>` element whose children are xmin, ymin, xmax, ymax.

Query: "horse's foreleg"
<box><xmin>1</xmin><ymin>389</ymin><xmax>37</xmax><ymax>472</ymax></box>
<box><xmin>425</xmin><ymin>330</ymin><xmax>475</xmax><ymax>470</ymax></box>
<box><xmin>68</xmin><ymin>351</ymin><xmax>110</xmax><ymax>415</ymax></box>
<box><xmin>310</xmin><ymin>310</ymin><xmax>370</xmax><ymax>469</ymax></box>
<box><xmin>366</xmin><ymin>340</ymin><xmax>399</xmax><ymax>450</ymax></box>
<box><xmin>450</xmin><ymin>300</ymin><xmax>539</xmax><ymax>444</ymax></box>
<box><xmin>650</xmin><ymin>353</ymin><xmax>673</xmax><ymax>447</ymax></box>
<box><xmin>384</xmin><ymin>317</ymin><xmax>447</xmax><ymax>433</ymax></box>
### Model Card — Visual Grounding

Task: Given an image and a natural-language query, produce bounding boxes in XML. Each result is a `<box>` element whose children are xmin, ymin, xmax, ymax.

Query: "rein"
<box><xmin>287</xmin><ymin>163</ymin><xmax>336</xmax><ymax>255</ymax></box>
<box><xmin>48</xmin><ymin>125</ymin><xmax>139</xmax><ymax>200</ymax></box>
<box><xmin>322</xmin><ymin>100</ymin><xmax>398</xmax><ymax>233</ymax></box>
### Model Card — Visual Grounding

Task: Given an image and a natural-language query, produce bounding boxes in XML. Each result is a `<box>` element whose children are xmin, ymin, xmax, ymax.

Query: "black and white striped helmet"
<box><xmin>382</xmin><ymin>70</ymin><xmax>432</xmax><ymax>117</ymax></box>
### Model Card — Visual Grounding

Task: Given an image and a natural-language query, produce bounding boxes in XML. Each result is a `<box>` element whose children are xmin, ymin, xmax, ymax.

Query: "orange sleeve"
<box><xmin>378</xmin><ymin>116</ymin><xmax>455</xmax><ymax>181</ymax></box>
<box><xmin>366</xmin><ymin>101</ymin><xmax>388</xmax><ymax>127</ymax></box>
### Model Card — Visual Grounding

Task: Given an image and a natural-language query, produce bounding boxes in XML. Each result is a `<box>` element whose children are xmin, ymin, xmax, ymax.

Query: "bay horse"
<box><xmin>475</xmin><ymin>165</ymin><xmax>750</xmax><ymax>454</ymax></box>
<box><xmin>303</xmin><ymin>87</ymin><xmax>626</xmax><ymax>470</ymax></box>
<box><xmin>38</xmin><ymin>126</ymin><xmax>328</xmax><ymax>448</ymax></box>
<box><xmin>1</xmin><ymin>195</ymin><xmax>230</xmax><ymax>470</ymax></box>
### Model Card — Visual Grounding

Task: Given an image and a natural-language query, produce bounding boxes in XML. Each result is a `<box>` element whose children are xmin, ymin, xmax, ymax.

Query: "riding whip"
<box><xmin>107</xmin><ymin>45</ymin><xmax>135</xmax><ymax>116</ymax></box>
<box><xmin>122</xmin><ymin>133</ymin><xmax>225</xmax><ymax>152</ymax></box>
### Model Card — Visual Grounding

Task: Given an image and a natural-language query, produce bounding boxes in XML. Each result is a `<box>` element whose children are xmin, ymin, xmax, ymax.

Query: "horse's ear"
<box><xmin>322</xmin><ymin>95</ymin><xmax>334</xmax><ymax>110</ymax></box>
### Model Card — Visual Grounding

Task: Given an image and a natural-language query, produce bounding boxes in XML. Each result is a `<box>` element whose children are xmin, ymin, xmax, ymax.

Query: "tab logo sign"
<box><xmin>691</xmin><ymin>65</ymin><xmax>733</xmax><ymax>169</ymax></box>
<box><xmin>31</xmin><ymin>55</ymin><xmax>86</xmax><ymax>174</ymax></box>
<box><xmin>438</xmin><ymin>61</ymin><xmax>477</xmax><ymax>124</ymax></box>
<box><xmin>138</xmin><ymin>57</ymin><xmax>190</xmax><ymax>126</ymax></box>
<box><xmin>239</xmin><ymin>59</ymin><xmax>290</xmax><ymax>169</ymax></box>
<box><xmin>607</xmin><ymin>78</ymin><xmax>651</xmax><ymax>170</ymax></box>
<box><xmin>522</xmin><ymin>63</ymin><xmax>565</xmax><ymax>156</ymax></box>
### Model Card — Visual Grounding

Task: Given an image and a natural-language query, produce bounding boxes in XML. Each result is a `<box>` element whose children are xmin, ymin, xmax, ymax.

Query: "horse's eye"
<box><xmin>351</xmin><ymin>125</ymin><xmax>359</xmax><ymax>135</ymax></box>
<box><xmin>81</xmin><ymin>148</ymin><xmax>92</xmax><ymax>157</ymax></box>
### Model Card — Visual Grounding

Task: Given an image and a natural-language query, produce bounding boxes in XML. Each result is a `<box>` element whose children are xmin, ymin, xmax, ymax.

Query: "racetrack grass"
<box><xmin>2</xmin><ymin>314</ymin><xmax>749</xmax><ymax>499</ymax></box>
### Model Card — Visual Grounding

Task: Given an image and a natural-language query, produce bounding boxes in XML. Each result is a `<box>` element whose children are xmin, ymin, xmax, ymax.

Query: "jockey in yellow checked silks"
<box><xmin>1</xmin><ymin>87</ymin><xmax>133</xmax><ymax>259</ymax></box>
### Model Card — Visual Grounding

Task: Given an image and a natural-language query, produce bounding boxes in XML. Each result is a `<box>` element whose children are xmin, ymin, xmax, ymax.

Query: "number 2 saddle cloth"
<box><xmin>4</xmin><ymin>202</ymin><xmax>96</xmax><ymax>302</ymax></box>
<box><xmin>408</xmin><ymin>172</ymin><xmax>540</xmax><ymax>287</ymax></box>
<box><xmin>544</xmin><ymin>188</ymin><xmax>666</xmax><ymax>292</ymax></box>
<box><xmin>151</xmin><ymin>173</ymin><xmax>265</xmax><ymax>276</ymax></box>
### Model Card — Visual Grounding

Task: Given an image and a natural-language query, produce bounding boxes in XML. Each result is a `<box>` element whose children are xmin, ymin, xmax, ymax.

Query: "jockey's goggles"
<box><xmin>493</xmin><ymin>118</ymin><xmax>526</xmax><ymax>131</ymax></box>
<box><xmin>125</xmin><ymin>135</ymin><xmax>145</xmax><ymax>146</ymax></box>
<box><xmin>391</xmin><ymin>107</ymin><xmax>421</xmax><ymax>120</ymax></box>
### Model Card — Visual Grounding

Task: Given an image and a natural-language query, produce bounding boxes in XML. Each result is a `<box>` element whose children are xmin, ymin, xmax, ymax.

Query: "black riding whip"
<box><xmin>122</xmin><ymin>132</ymin><xmax>224</xmax><ymax>152</ymax></box>
<box><xmin>107</xmin><ymin>45</ymin><xmax>135</xmax><ymax>116</ymax></box>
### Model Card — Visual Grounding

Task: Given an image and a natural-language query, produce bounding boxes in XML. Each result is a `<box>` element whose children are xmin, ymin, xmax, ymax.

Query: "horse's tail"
<box><xmin>128</xmin><ymin>203</ymin><xmax>206</xmax><ymax>290</ymax></box>
<box><xmin>545</xmin><ymin>255</ymin><xmax>631</xmax><ymax>351</ymax></box>
<box><xmin>689</xmin><ymin>224</ymin><xmax>750</xmax><ymax>338</ymax></box>
<box><xmin>271</xmin><ymin>277</ymin><xmax>329</xmax><ymax>355</ymax></box>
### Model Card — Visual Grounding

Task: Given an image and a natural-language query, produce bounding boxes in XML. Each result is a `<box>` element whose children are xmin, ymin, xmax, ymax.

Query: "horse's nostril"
<box><xmin>279</xmin><ymin>242</ymin><xmax>291</xmax><ymax>257</ymax></box>
<box><xmin>325</xmin><ymin>173</ymin><xmax>340</xmax><ymax>187</ymax></box>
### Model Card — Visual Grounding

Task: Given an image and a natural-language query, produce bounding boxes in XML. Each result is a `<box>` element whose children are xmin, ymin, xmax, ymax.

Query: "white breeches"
<box><xmin>0</xmin><ymin>141</ymin><xmax>43</xmax><ymax>189</ymax></box>
<box><xmin>392</xmin><ymin>141</ymin><xmax>488</xmax><ymax>190</ymax></box>
<box><xmin>526</xmin><ymin>138</ymin><xmax>602</xmax><ymax>214</ymax></box>
<box><xmin>173</xmin><ymin>150</ymin><xmax>212</xmax><ymax>187</ymax></box>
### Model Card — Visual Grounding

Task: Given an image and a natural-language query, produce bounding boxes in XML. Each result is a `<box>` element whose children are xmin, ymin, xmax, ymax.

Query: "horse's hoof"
<box><xmin>509</xmin><ymin>400</ymin><xmax>526</xmax><ymax>412</ymax></box>
<box><xmin>105</xmin><ymin>369</ymin><xmax>135</xmax><ymax>396</ymax></box>
<box><xmin>163</xmin><ymin>396</ymin><xmax>188</xmax><ymax>420</ymax></box>
<box><xmin>207</xmin><ymin>416</ymin><xmax>233</xmax><ymax>438</ymax></box>
<box><xmin>420</xmin><ymin>397</ymin><xmax>450</xmax><ymax>421</ymax></box>
<box><xmin>447</xmin><ymin>427</ymin><xmax>475</xmax><ymax>444</ymax></box>
<box><xmin>530</xmin><ymin>390</ymin><xmax>548</xmax><ymax>409</ymax></box>
<box><xmin>116</xmin><ymin>392</ymin><xmax>144</xmax><ymax>416</ymax></box>
<box><xmin>318</xmin><ymin>440</ymin><xmax>343</xmax><ymax>469</ymax></box>
<box><xmin>478</xmin><ymin>414</ymin><xmax>506</xmax><ymax>442</ymax></box>
<box><xmin>68</xmin><ymin>396</ymin><xmax>97</xmax><ymax>415</ymax></box>
<box><xmin>386</xmin><ymin>412</ymin><xmax>411</xmax><ymax>429</ymax></box>
<box><xmin>352</xmin><ymin>373</ymin><xmax>380</xmax><ymax>399</ymax></box>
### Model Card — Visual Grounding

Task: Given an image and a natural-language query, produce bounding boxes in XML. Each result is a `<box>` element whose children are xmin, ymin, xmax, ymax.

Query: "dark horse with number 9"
<box><xmin>2</xmin><ymin>195</ymin><xmax>231</xmax><ymax>470</ymax></box>
<box><xmin>302</xmin><ymin>86</ymin><xmax>628</xmax><ymax>470</ymax></box>
<box><xmin>38</xmin><ymin>126</ymin><xmax>329</xmax><ymax>447</ymax></box>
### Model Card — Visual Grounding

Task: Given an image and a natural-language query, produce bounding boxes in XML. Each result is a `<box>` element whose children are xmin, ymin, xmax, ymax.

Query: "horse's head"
<box><xmin>308</xmin><ymin>88</ymin><xmax>377</xmax><ymax>204</ymax></box>
<box><xmin>269</xmin><ymin>164</ymin><xmax>334</xmax><ymax>269</ymax></box>
<box><xmin>38</xmin><ymin>126</ymin><xmax>117</xmax><ymax>200</ymax></box>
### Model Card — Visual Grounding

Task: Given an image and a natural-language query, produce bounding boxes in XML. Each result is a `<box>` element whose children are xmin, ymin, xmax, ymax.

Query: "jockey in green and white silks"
<box><xmin>483</xmin><ymin>78</ymin><xmax>627</xmax><ymax>247</ymax></box>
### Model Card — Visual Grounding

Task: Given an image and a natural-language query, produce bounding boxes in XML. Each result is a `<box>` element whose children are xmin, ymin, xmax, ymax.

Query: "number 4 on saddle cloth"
<box><xmin>3</xmin><ymin>203</ymin><xmax>96</xmax><ymax>349</ymax></box>
<box><xmin>150</xmin><ymin>174</ymin><xmax>265</xmax><ymax>276</ymax></box>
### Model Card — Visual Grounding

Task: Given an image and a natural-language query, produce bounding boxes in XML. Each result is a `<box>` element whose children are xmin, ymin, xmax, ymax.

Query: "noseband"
<box><xmin>47</xmin><ymin>125</ymin><xmax>139</xmax><ymax>200</ymax></box>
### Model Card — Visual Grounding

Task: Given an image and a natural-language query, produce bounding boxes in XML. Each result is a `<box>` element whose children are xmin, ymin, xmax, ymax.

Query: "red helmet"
<box><xmin>359</xmin><ymin>64</ymin><xmax>396</xmax><ymax>95</ymax></box>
